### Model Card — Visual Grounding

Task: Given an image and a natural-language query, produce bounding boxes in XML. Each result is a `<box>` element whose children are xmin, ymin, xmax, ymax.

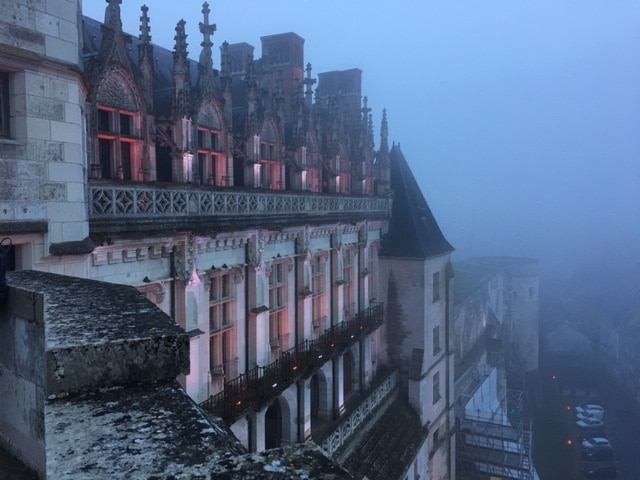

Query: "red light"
<box><xmin>292</xmin><ymin>365</ymin><xmax>298</xmax><ymax>371</ymax></box>
<box><xmin>552</xmin><ymin>375</ymin><xmax>556</xmax><ymax>380</ymax></box>
<box><xmin>235</xmin><ymin>400</ymin><xmax>242</xmax><ymax>406</ymax></box>
<box><xmin>567</xmin><ymin>440</ymin><xmax>572</xmax><ymax>446</ymax></box>
<box><xmin>567</xmin><ymin>406</ymin><xmax>571</xmax><ymax>411</ymax></box>
<box><xmin>331</xmin><ymin>343</ymin><xmax>335</xmax><ymax>348</ymax></box>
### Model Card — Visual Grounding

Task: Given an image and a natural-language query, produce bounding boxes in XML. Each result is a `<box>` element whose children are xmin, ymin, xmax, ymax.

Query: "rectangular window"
<box><xmin>432</xmin><ymin>371</ymin><xmax>441</xmax><ymax>403</ymax></box>
<box><xmin>209</xmin><ymin>274</ymin><xmax>233</xmax><ymax>332</ymax></box>
<box><xmin>120</xmin><ymin>141</ymin><xmax>132</xmax><ymax>181</ymax></box>
<box><xmin>197</xmin><ymin>127</ymin><xmax>226</xmax><ymax>186</ymax></box>
<box><xmin>433</xmin><ymin>325</ymin><xmax>441</xmax><ymax>355</ymax></box>
<box><xmin>98</xmin><ymin>108</ymin><xmax>111</xmax><ymax>132</ymax></box>
<box><xmin>99</xmin><ymin>138</ymin><xmax>113</xmax><ymax>179</ymax></box>
<box><xmin>0</xmin><ymin>73</ymin><xmax>9</xmax><ymax>137</ymax></box>
<box><xmin>119</xmin><ymin>112</ymin><xmax>133</xmax><ymax>135</ymax></box>
<box><xmin>198</xmin><ymin>129</ymin><xmax>207</xmax><ymax>148</ymax></box>
<box><xmin>343</xmin><ymin>248</ymin><xmax>355</xmax><ymax>318</ymax></box>
<box><xmin>210</xmin><ymin>330</ymin><xmax>234</xmax><ymax>378</ymax></box>
<box><xmin>432</xmin><ymin>271</ymin><xmax>440</xmax><ymax>302</ymax></box>
<box><xmin>209</xmin><ymin>273</ymin><xmax>235</xmax><ymax>378</ymax></box>
<box><xmin>211</xmin><ymin>131</ymin><xmax>220</xmax><ymax>151</ymax></box>
<box><xmin>96</xmin><ymin>106</ymin><xmax>139</xmax><ymax>180</ymax></box>
<box><xmin>269</xmin><ymin>263</ymin><xmax>288</xmax><ymax>350</ymax></box>
<box><xmin>312</xmin><ymin>254</ymin><xmax>327</xmax><ymax>332</ymax></box>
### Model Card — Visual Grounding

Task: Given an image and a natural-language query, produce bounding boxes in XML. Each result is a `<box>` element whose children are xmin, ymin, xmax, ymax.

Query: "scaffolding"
<box><xmin>456</xmin><ymin>383</ymin><xmax>534</xmax><ymax>480</ymax></box>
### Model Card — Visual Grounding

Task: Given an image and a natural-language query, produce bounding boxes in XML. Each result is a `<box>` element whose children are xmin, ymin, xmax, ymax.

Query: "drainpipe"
<box><xmin>444</xmin><ymin>262</ymin><xmax>453</xmax><ymax>478</ymax></box>
<box><xmin>0</xmin><ymin>238</ymin><xmax>13</xmax><ymax>305</ymax></box>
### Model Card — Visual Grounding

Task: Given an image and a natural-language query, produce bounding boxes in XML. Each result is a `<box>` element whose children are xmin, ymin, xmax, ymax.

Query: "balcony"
<box><xmin>89</xmin><ymin>182</ymin><xmax>392</xmax><ymax>235</ymax></box>
<box><xmin>199</xmin><ymin>302</ymin><xmax>384</xmax><ymax>423</ymax></box>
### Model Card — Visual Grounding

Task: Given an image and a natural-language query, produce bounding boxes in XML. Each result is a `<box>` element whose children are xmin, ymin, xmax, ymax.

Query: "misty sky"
<box><xmin>84</xmin><ymin>1</ymin><xmax>640</xmax><ymax>272</ymax></box>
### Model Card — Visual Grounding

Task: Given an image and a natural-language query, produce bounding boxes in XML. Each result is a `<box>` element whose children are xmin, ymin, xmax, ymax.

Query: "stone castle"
<box><xmin>0</xmin><ymin>1</ymin><xmax>539</xmax><ymax>479</ymax></box>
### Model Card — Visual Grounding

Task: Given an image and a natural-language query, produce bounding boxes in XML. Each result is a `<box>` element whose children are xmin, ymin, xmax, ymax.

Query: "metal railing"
<box><xmin>199</xmin><ymin>302</ymin><xmax>384</xmax><ymax>422</ymax></box>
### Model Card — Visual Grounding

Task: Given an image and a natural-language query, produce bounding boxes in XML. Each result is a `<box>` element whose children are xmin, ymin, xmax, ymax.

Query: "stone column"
<box><xmin>297</xmin><ymin>378</ymin><xmax>312</xmax><ymax>442</ymax></box>
<box><xmin>333</xmin><ymin>354</ymin><xmax>345</xmax><ymax>418</ymax></box>
<box><xmin>360</xmin><ymin>335</ymin><xmax>373</xmax><ymax>390</ymax></box>
<box><xmin>249</xmin><ymin>409</ymin><xmax>266</xmax><ymax>452</ymax></box>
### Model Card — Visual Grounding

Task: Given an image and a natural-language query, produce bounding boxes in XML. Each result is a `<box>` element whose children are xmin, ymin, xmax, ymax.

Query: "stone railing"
<box><xmin>90</xmin><ymin>184</ymin><xmax>392</xmax><ymax>220</ymax></box>
<box><xmin>321</xmin><ymin>368</ymin><xmax>399</xmax><ymax>458</ymax></box>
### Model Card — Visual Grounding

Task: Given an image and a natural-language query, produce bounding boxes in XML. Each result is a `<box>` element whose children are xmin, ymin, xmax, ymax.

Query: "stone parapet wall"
<box><xmin>0</xmin><ymin>282</ymin><xmax>46</xmax><ymax>475</ymax></box>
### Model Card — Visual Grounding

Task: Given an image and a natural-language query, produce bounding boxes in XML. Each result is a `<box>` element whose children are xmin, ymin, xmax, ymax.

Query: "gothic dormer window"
<box><xmin>97</xmin><ymin>106</ymin><xmax>140</xmax><ymax>180</ymax></box>
<box><xmin>259</xmin><ymin>120</ymin><xmax>282</xmax><ymax>190</ymax></box>
<box><xmin>197</xmin><ymin>127</ymin><xmax>227</xmax><ymax>186</ymax></box>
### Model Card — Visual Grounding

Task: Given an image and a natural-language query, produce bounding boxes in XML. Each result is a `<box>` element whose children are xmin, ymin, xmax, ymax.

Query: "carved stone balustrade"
<box><xmin>90</xmin><ymin>183</ymin><xmax>392</xmax><ymax>235</ymax></box>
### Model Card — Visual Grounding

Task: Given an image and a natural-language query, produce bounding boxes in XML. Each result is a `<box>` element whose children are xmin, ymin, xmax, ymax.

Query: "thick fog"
<box><xmin>84</xmin><ymin>1</ymin><xmax>640</xmax><ymax>278</ymax></box>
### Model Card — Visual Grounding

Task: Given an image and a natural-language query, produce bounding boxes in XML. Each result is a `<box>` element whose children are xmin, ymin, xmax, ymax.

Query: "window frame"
<box><xmin>269</xmin><ymin>262</ymin><xmax>288</xmax><ymax>350</ymax></box>
<box><xmin>432</xmin><ymin>371</ymin><xmax>441</xmax><ymax>403</ymax></box>
<box><xmin>0</xmin><ymin>72</ymin><xmax>11</xmax><ymax>138</ymax></box>
<box><xmin>432</xmin><ymin>271</ymin><xmax>441</xmax><ymax>303</ymax></box>
<box><xmin>96</xmin><ymin>106</ymin><xmax>140</xmax><ymax>180</ymax></box>
<box><xmin>433</xmin><ymin>325</ymin><xmax>441</xmax><ymax>355</ymax></box>
<box><xmin>197</xmin><ymin>126</ymin><xmax>228</xmax><ymax>186</ymax></box>
<box><xmin>209</xmin><ymin>272</ymin><xmax>236</xmax><ymax>378</ymax></box>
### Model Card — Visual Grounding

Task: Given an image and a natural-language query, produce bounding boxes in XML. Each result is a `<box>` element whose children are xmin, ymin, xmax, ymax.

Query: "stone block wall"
<box><xmin>0</xmin><ymin>283</ymin><xmax>46</xmax><ymax>475</ymax></box>
<box><xmin>0</xmin><ymin>0</ymin><xmax>81</xmax><ymax>66</ymax></box>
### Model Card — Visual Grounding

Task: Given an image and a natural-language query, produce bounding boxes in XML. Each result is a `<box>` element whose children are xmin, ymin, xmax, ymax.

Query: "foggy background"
<box><xmin>84</xmin><ymin>1</ymin><xmax>640</xmax><ymax>278</ymax></box>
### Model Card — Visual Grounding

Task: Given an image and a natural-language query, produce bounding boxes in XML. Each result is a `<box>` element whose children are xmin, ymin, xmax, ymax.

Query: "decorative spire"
<box><xmin>368</xmin><ymin>113</ymin><xmax>374</xmax><ymax>141</ymax></box>
<box><xmin>380</xmin><ymin>108</ymin><xmax>389</xmax><ymax>156</ymax></box>
<box><xmin>197</xmin><ymin>2</ymin><xmax>217</xmax><ymax>96</ymax></box>
<box><xmin>304</xmin><ymin>63</ymin><xmax>316</xmax><ymax>107</ymax></box>
<box><xmin>361</xmin><ymin>95</ymin><xmax>372</xmax><ymax>123</ymax></box>
<box><xmin>172</xmin><ymin>19</ymin><xmax>190</xmax><ymax>118</ymax></box>
<box><xmin>138</xmin><ymin>4</ymin><xmax>155</xmax><ymax>119</ymax></box>
<box><xmin>220</xmin><ymin>41</ymin><xmax>230</xmax><ymax>79</ymax></box>
<box><xmin>174</xmin><ymin>19</ymin><xmax>188</xmax><ymax>60</ymax></box>
<box><xmin>199</xmin><ymin>2</ymin><xmax>216</xmax><ymax>69</ymax></box>
<box><xmin>139</xmin><ymin>5</ymin><xmax>151</xmax><ymax>44</ymax></box>
<box><xmin>104</xmin><ymin>0</ymin><xmax>123</xmax><ymax>32</ymax></box>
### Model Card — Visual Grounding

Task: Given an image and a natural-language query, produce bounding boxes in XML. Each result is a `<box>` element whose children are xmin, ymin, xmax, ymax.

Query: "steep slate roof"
<box><xmin>341</xmin><ymin>395</ymin><xmax>425</xmax><ymax>480</ymax></box>
<box><xmin>380</xmin><ymin>145</ymin><xmax>454</xmax><ymax>259</ymax></box>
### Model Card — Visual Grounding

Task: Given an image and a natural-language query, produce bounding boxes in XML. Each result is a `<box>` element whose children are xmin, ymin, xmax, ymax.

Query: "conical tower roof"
<box><xmin>381</xmin><ymin>145</ymin><xmax>454</xmax><ymax>259</ymax></box>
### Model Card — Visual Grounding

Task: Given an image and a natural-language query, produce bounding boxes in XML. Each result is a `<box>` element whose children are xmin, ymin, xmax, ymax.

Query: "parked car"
<box><xmin>576</xmin><ymin>403</ymin><xmax>604</xmax><ymax>415</ymax></box>
<box><xmin>582</xmin><ymin>437</ymin><xmax>611</xmax><ymax>451</ymax></box>
<box><xmin>577</xmin><ymin>409</ymin><xmax>605</xmax><ymax>421</ymax></box>
<box><xmin>577</xmin><ymin>417</ymin><xmax>605</xmax><ymax>430</ymax></box>
<box><xmin>582</xmin><ymin>463</ymin><xmax>617</xmax><ymax>479</ymax></box>
<box><xmin>584</xmin><ymin>447</ymin><xmax>614</xmax><ymax>461</ymax></box>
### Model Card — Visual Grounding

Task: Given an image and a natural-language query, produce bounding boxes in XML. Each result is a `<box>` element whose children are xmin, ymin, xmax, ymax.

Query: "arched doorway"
<box><xmin>310</xmin><ymin>374</ymin><xmax>320</xmax><ymax>420</ymax></box>
<box><xmin>265</xmin><ymin>400</ymin><xmax>282</xmax><ymax>449</ymax></box>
